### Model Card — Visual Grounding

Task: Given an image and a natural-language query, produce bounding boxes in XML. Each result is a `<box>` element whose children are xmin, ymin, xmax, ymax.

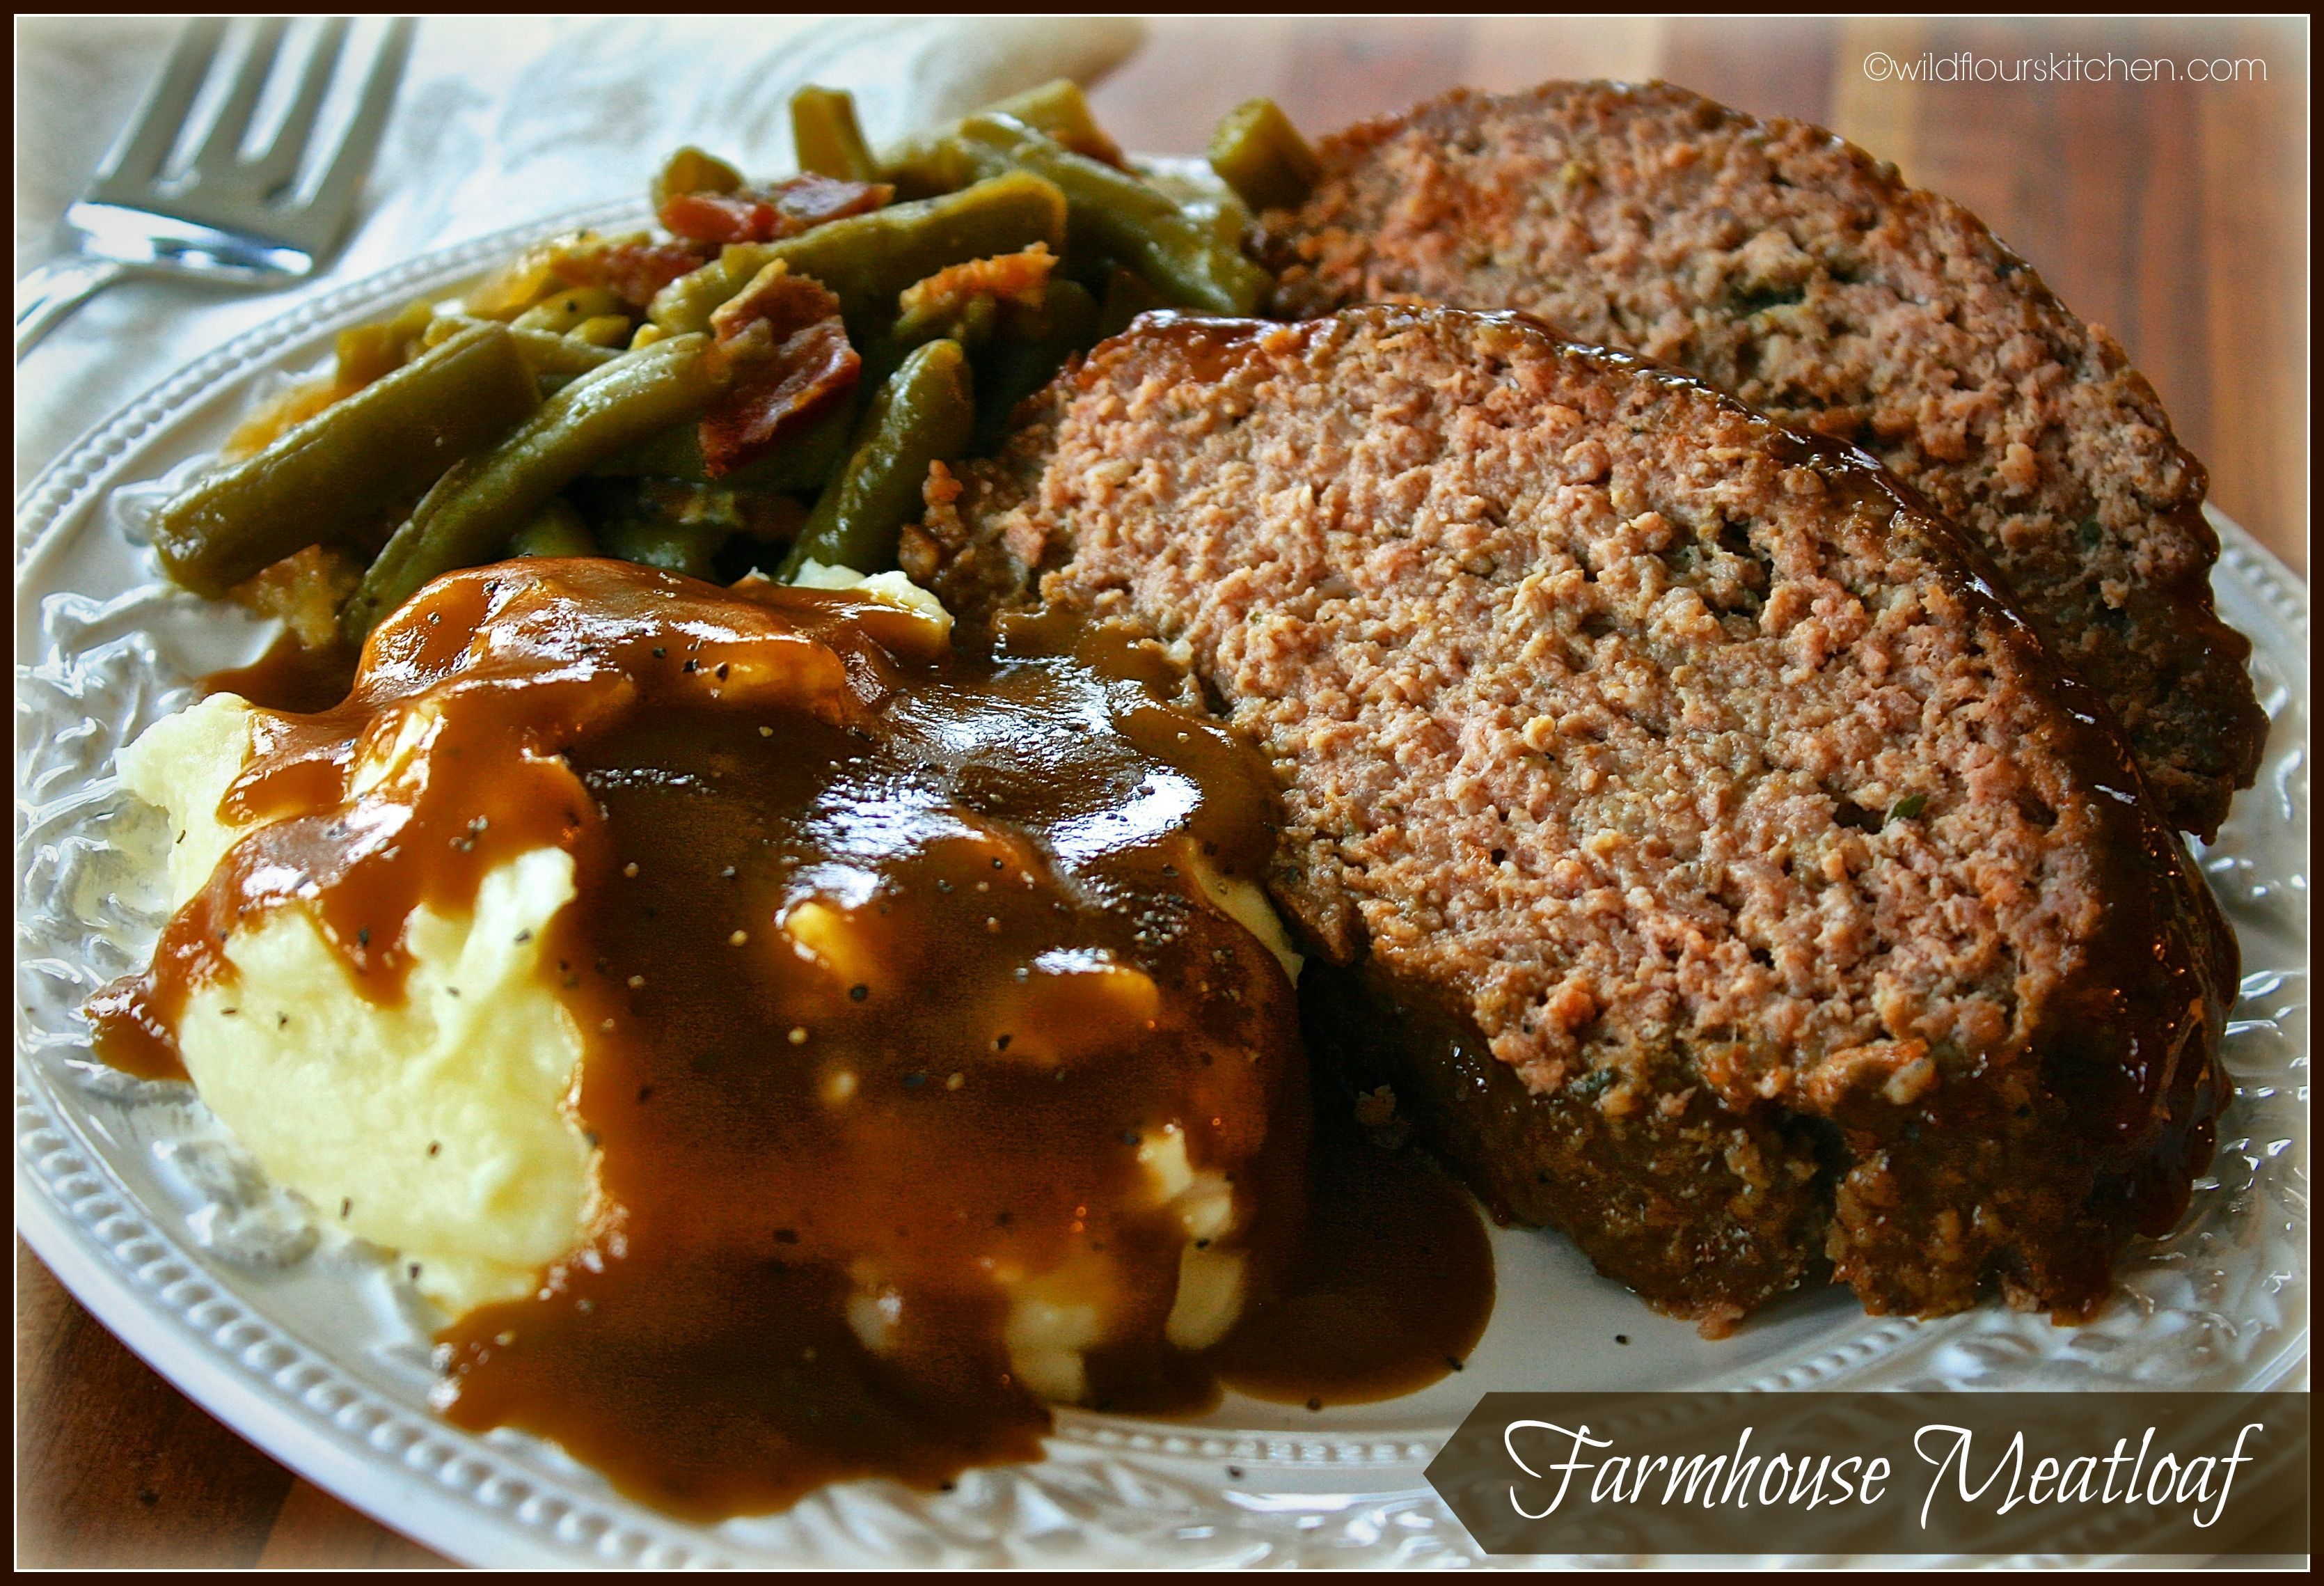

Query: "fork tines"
<box><xmin>82</xmin><ymin>16</ymin><xmax>416</xmax><ymax>262</ymax></box>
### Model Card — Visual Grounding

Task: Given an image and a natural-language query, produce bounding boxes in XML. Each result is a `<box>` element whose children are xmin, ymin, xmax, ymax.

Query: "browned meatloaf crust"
<box><xmin>910</xmin><ymin>306</ymin><xmax>2235</xmax><ymax>1330</ymax></box>
<box><xmin>1256</xmin><ymin>80</ymin><xmax>2265</xmax><ymax>840</ymax></box>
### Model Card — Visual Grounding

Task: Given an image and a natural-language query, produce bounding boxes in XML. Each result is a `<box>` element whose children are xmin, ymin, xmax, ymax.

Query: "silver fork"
<box><xmin>13</xmin><ymin>16</ymin><xmax>416</xmax><ymax>361</ymax></box>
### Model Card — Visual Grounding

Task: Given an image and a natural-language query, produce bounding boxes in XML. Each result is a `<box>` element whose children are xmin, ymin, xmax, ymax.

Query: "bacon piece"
<box><xmin>768</xmin><ymin>173</ymin><xmax>893</xmax><ymax>229</ymax></box>
<box><xmin>709</xmin><ymin>262</ymin><xmax>838</xmax><ymax>346</ymax></box>
<box><xmin>658</xmin><ymin>175</ymin><xmax>892</xmax><ymax>246</ymax></box>
<box><xmin>558</xmin><ymin>240</ymin><xmax>715</xmax><ymax>311</ymax></box>
<box><xmin>699</xmin><ymin>269</ymin><xmax>859</xmax><ymax>478</ymax></box>
<box><xmin>898</xmin><ymin>244</ymin><xmax>1056</xmax><ymax>322</ymax></box>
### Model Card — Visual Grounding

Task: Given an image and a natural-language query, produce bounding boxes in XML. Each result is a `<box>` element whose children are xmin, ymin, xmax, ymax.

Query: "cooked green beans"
<box><xmin>942</xmin><ymin>115</ymin><xmax>1271</xmax><ymax>315</ymax></box>
<box><xmin>1207</xmin><ymin>97</ymin><xmax>1320</xmax><ymax>213</ymax></box>
<box><xmin>972</xmin><ymin>278</ymin><xmax>1099</xmax><ymax>453</ymax></box>
<box><xmin>597</xmin><ymin>517</ymin><xmax>726</xmax><ymax>579</ymax></box>
<box><xmin>334</xmin><ymin>299</ymin><xmax>438</xmax><ymax>388</ymax></box>
<box><xmin>780</xmin><ymin>338</ymin><xmax>973</xmax><ymax>579</ymax></box>
<box><xmin>647</xmin><ymin>253</ymin><xmax>769</xmax><ymax>338</ymax></box>
<box><xmin>155</xmin><ymin>322</ymin><xmax>539</xmax><ymax>599</ymax></box>
<box><xmin>1135</xmin><ymin>158</ymin><xmax>1256</xmax><ymax>256</ymax></box>
<box><xmin>426</xmin><ymin>314</ymin><xmax>622</xmax><ymax>381</ymax></box>
<box><xmin>651</xmin><ymin>145</ymin><xmax>743</xmax><ymax>211</ymax></box>
<box><xmin>345</xmin><ymin>333</ymin><xmax>729</xmax><ymax>637</ymax></box>
<box><xmin>1096</xmin><ymin>263</ymin><xmax>1171</xmax><ymax>338</ymax></box>
<box><xmin>507</xmin><ymin>498</ymin><xmax>598</xmax><ymax>558</ymax></box>
<box><xmin>590</xmin><ymin>395</ymin><xmax>854</xmax><ymax>492</ymax></box>
<box><xmin>790</xmin><ymin>86</ymin><xmax>879</xmax><ymax>183</ymax></box>
<box><xmin>649</xmin><ymin>173</ymin><xmax>1068</xmax><ymax>338</ymax></box>
<box><xmin>511</xmin><ymin>286</ymin><xmax>625</xmax><ymax>335</ymax></box>
<box><xmin>882</xmin><ymin>77</ymin><xmax>1122</xmax><ymax>197</ymax></box>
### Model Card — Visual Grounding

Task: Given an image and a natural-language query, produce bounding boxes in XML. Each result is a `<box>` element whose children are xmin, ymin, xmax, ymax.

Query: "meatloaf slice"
<box><xmin>910</xmin><ymin>306</ymin><xmax>2234</xmax><ymax>1330</ymax></box>
<box><xmin>1256</xmin><ymin>81</ymin><xmax>2265</xmax><ymax>839</ymax></box>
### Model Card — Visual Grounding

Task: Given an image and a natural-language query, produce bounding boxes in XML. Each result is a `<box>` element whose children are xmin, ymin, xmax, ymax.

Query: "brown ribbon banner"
<box><xmin>1423</xmin><ymin>1392</ymin><xmax>2309</xmax><ymax>1556</ymax></box>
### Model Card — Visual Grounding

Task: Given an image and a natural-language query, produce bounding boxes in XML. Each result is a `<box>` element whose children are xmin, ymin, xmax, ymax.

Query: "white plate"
<box><xmin>14</xmin><ymin>208</ymin><xmax>2311</xmax><ymax>1567</ymax></box>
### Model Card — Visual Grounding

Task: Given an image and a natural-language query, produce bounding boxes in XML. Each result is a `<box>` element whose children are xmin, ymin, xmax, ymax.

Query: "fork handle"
<box><xmin>15</xmin><ymin>257</ymin><xmax>128</xmax><ymax>361</ymax></box>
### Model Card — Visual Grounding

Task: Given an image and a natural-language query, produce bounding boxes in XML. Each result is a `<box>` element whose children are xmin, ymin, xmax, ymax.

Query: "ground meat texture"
<box><xmin>1256</xmin><ymin>81</ymin><xmax>2265</xmax><ymax>840</ymax></box>
<box><xmin>912</xmin><ymin>306</ymin><xmax>2236</xmax><ymax>1328</ymax></box>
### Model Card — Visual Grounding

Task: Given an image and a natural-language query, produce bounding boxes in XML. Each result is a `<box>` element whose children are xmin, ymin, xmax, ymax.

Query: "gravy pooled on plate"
<box><xmin>90</xmin><ymin>558</ymin><xmax>1489</xmax><ymax>1517</ymax></box>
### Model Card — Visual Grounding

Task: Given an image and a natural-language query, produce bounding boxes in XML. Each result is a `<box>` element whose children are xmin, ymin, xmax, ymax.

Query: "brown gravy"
<box><xmin>90</xmin><ymin>559</ymin><xmax>1493</xmax><ymax>1518</ymax></box>
<box><xmin>200</xmin><ymin>628</ymin><xmax>359</xmax><ymax>716</ymax></box>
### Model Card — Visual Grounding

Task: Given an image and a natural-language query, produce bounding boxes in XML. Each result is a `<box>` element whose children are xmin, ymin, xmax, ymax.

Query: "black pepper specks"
<box><xmin>848</xmin><ymin>983</ymin><xmax>869</xmax><ymax>1003</ymax></box>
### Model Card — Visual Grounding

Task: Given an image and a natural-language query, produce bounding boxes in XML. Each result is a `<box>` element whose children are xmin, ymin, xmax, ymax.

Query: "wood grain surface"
<box><xmin>15</xmin><ymin>15</ymin><xmax>2308</xmax><ymax>1571</ymax></box>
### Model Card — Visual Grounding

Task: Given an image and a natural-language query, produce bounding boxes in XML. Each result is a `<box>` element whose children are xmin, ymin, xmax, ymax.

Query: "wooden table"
<box><xmin>15</xmin><ymin>15</ymin><xmax>2307</xmax><ymax>1571</ymax></box>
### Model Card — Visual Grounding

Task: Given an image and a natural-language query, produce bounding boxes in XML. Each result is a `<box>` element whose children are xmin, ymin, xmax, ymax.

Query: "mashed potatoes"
<box><xmin>120</xmin><ymin>693</ymin><xmax>593</xmax><ymax>1312</ymax></box>
<box><xmin>112</xmin><ymin>565</ymin><xmax>1302</xmax><ymax>1408</ymax></box>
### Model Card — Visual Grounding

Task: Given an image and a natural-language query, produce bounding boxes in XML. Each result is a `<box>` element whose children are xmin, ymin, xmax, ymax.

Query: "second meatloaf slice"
<box><xmin>912</xmin><ymin>306</ymin><xmax>2234</xmax><ymax>1331</ymax></box>
<box><xmin>1258</xmin><ymin>81</ymin><xmax>2266</xmax><ymax>839</ymax></box>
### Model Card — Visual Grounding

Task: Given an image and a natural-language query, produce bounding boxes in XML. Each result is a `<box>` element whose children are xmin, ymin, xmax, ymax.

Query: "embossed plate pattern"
<box><xmin>15</xmin><ymin>209</ymin><xmax>2309</xmax><ymax>1567</ymax></box>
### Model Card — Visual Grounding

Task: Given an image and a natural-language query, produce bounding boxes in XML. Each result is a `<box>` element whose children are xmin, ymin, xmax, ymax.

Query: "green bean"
<box><xmin>427</xmin><ymin>314</ymin><xmax>622</xmax><ymax>381</ymax></box>
<box><xmin>1096</xmin><ymin>264</ymin><xmax>1171</xmax><ymax>339</ymax></box>
<box><xmin>790</xmin><ymin>86</ymin><xmax>879</xmax><ymax>182</ymax></box>
<box><xmin>1207</xmin><ymin>97</ymin><xmax>1320</xmax><ymax>213</ymax></box>
<box><xmin>942</xmin><ymin>115</ymin><xmax>1270</xmax><ymax>315</ymax></box>
<box><xmin>511</xmin><ymin>286</ymin><xmax>624</xmax><ymax>335</ymax></box>
<box><xmin>780</xmin><ymin>339</ymin><xmax>974</xmax><ymax>579</ymax></box>
<box><xmin>1135</xmin><ymin>157</ymin><xmax>1256</xmax><ymax>266</ymax></box>
<box><xmin>568</xmin><ymin>314</ymin><xmax>633</xmax><ymax>348</ymax></box>
<box><xmin>155</xmin><ymin>322</ymin><xmax>539</xmax><ymax>599</ymax></box>
<box><xmin>345</xmin><ymin>333</ymin><xmax>729</xmax><ymax>636</ymax></box>
<box><xmin>507</xmin><ymin>498</ymin><xmax>597</xmax><ymax>558</ymax></box>
<box><xmin>651</xmin><ymin>146</ymin><xmax>743</xmax><ymax>212</ymax></box>
<box><xmin>335</xmin><ymin>299</ymin><xmax>439</xmax><ymax>388</ymax></box>
<box><xmin>883</xmin><ymin>78</ymin><xmax>1123</xmax><ymax>196</ymax></box>
<box><xmin>646</xmin><ymin>250</ymin><xmax>770</xmax><ymax>337</ymax></box>
<box><xmin>589</xmin><ymin>395</ymin><xmax>855</xmax><ymax>492</ymax></box>
<box><xmin>972</xmin><ymin>278</ymin><xmax>1098</xmax><ymax>453</ymax></box>
<box><xmin>889</xmin><ymin>290</ymin><xmax>1002</xmax><ymax>356</ymax></box>
<box><xmin>597</xmin><ymin>517</ymin><xmax>726</xmax><ymax>579</ymax></box>
<box><xmin>649</xmin><ymin>173</ymin><xmax>1068</xmax><ymax>338</ymax></box>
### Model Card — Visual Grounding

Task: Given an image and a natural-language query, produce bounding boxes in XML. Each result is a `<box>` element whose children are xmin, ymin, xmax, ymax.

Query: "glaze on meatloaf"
<box><xmin>909</xmin><ymin>306</ymin><xmax>2234</xmax><ymax>1330</ymax></box>
<box><xmin>1257</xmin><ymin>81</ymin><xmax>2265</xmax><ymax>839</ymax></box>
